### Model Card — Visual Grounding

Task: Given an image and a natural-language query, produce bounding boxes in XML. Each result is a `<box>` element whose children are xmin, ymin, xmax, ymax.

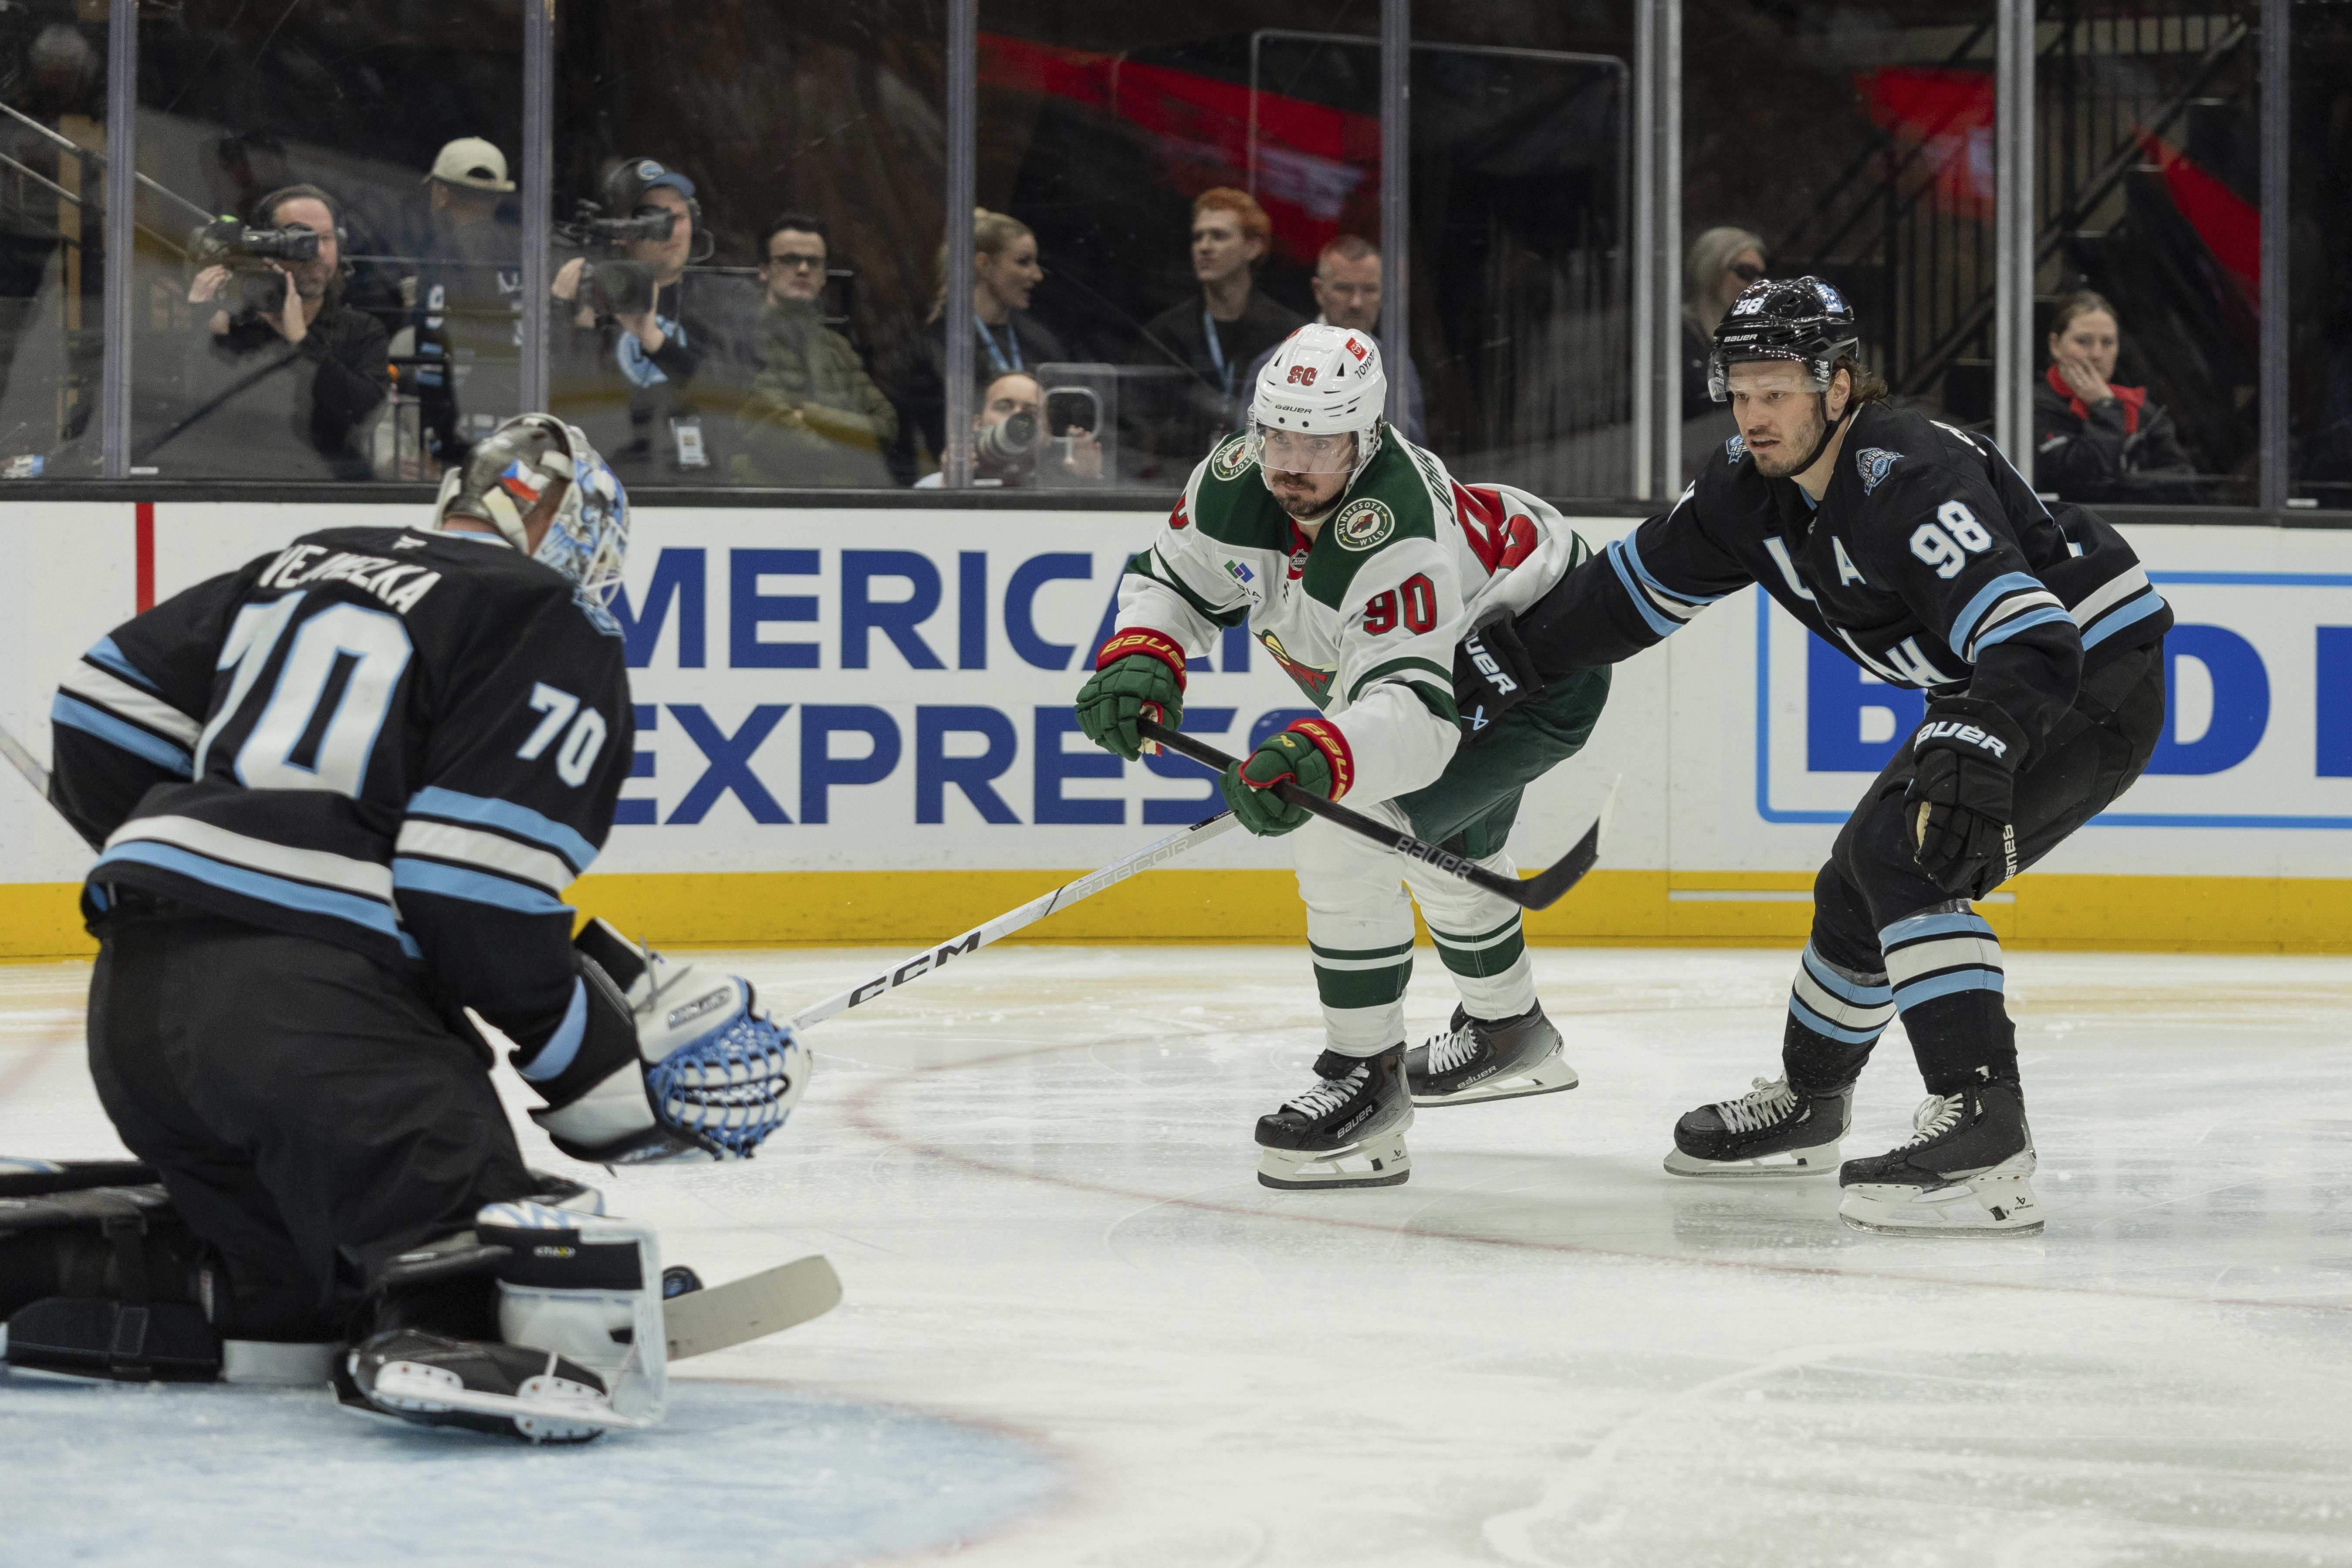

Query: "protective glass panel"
<box><xmin>1685</xmin><ymin>0</ymin><xmax>1998</xmax><ymax>485</ymax></box>
<box><xmin>551</xmin><ymin>1</ymin><xmax>945</xmax><ymax>490</ymax></box>
<box><xmin>974</xmin><ymin>4</ymin><xmax>1379</xmax><ymax>488</ymax></box>
<box><xmin>1408</xmin><ymin>7</ymin><xmax>1634</xmax><ymax>500</ymax></box>
<box><xmin>129</xmin><ymin>2</ymin><xmax>523</xmax><ymax>481</ymax></box>
<box><xmin>2038</xmin><ymin>0</ymin><xmax>2258</xmax><ymax>504</ymax></box>
<box><xmin>2290</xmin><ymin>5</ymin><xmax>2352</xmax><ymax>506</ymax></box>
<box><xmin>0</xmin><ymin>9</ymin><xmax>107</xmax><ymax>479</ymax></box>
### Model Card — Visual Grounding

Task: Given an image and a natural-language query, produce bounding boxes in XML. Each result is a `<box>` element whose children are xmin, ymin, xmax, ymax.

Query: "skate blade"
<box><xmin>1413</xmin><ymin>1056</ymin><xmax>1580</xmax><ymax>1108</ymax></box>
<box><xmin>1837</xmin><ymin>1173</ymin><xmax>2042</xmax><ymax>1237</ymax></box>
<box><xmin>1662</xmin><ymin>1140</ymin><xmax>1841</xmax><ymax>1178</ymax></box>
<box><xmin>1256</xmin><ymin>1132</ymin><xmax>1411</xmax><ymax>1190</ymax></box>
<box><xmin>366</xmin><ymin>1360</ymin><xmax>639</xmax><ymax>1438</ymax></box>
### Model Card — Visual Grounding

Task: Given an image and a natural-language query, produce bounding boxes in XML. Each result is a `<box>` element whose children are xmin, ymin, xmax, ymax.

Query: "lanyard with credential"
<box><xmin>975</xmin><ymin>317</ymin><xmax>1022</xmax><ymax>375</ymax></box>
<box><xmin>1200</xmin><ymin>305</ymin><xmax>1235</xmax><ymax>402</ymax></box>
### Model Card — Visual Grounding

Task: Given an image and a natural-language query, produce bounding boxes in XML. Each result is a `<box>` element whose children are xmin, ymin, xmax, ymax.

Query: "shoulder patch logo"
<box><xmin>1210</xmin><ymin>433</ymin><xmax>1252</xmax><ymax>482</ymax></box>
<box><xmin>1724</xmin><ymin>433</ymin><xmax>1747</xmax><ymax>465</ymax></box>
<box><xmin>1332</xmin><ymin>497</ymin><xmax>1396</xmax><ymax>552</ymax></box>
<box><xmin>1856</xmin><ymin>446</ymin><xmax>1900</xmax><ymax>494</ymax></box>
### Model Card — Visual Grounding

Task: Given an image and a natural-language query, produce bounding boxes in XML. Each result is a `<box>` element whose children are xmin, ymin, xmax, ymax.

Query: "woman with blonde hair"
<box><xmin>885</xmin><ymin>207</ymin><xmax>1068</xmax><ymax>482</ymax></box>
<box><xmin>1682</xmin><ymin>226</ymin><xmax>1767</xmax><ymax>418</ymax></box>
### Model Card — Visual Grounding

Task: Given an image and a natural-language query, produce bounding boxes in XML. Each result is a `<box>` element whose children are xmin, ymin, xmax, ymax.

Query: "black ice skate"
<box><xmin>1663</xmin><ymin>1076</ymin><xmax>1852</xmax><ymax>1178</ymax></box>
<box><xmin>342</xmin><ymin>1329</ymin><xmax>625</xmax><ymax>1443</ymax></box>
<box><xmin>1837</xmin><ymin>1082</ymin><xmax>2041</xmax><ymax>1237</ymax></box>
<box><xmin>1406</xmin><ymin>1004</ymin><xmax>1578</xmax><ymax>1107</ymax></box>
<box><xmin>1256</xmin><ymin>1045</ymin><xmax>1413</xmax><ymax>1190</ymax></box>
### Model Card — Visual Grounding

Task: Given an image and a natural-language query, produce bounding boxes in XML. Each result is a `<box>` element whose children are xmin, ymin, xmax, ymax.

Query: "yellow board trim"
<box><xmin>8</xmin><ymin>869</ymin><xmax>2352</xmax><ymax>959</ymax></box>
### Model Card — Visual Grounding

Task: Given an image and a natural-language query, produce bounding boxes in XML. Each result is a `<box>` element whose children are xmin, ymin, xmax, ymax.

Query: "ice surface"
<box><xmin>5</xmin><ymin>944</ymin><xmax>2352</xmax><ymax>1567</ymax></box>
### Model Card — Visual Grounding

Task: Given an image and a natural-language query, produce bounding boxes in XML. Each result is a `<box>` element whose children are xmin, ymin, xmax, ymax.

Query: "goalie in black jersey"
<box><xmin>1493</xmin><ymin>279</ymin><xmax>2171</xmax><ymax>1237</ymax></box>
<box><xmin>5</xmin><ymin>414</ymin><xmax>806</xmax><ymax>1440</ymax></box>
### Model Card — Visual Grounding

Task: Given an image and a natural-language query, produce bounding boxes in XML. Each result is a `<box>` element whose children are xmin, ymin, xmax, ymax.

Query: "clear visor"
<box><xmin>1244</xmin><ymin>423</ymin><xmax>1360</xmax><ymax>475</ymax></box>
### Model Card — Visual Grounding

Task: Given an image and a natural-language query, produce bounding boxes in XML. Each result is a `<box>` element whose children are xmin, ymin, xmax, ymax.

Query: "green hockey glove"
<box><xmin>1218</xmin><ymin>719</ymin><xmax>1352</xmax><ymax>838</ymax></box>
<box><xmin>1074</xmin><ymin>627</ymin><xmax>1186</xmax><ymax>760</ymax></box>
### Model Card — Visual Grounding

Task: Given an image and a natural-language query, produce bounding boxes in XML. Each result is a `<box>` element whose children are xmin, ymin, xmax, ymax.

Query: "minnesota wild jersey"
<box><xmin>1114</xmin><ymin>427</ymin><xmax>1590</xmax><ymax>806</ymax></box>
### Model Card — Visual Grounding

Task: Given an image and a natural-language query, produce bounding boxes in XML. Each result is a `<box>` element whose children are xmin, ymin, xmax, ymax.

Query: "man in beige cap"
<box><xmin>412</xmin><ymin>137</ymin><xmax>521</xmax><ymax>465</ymax></box>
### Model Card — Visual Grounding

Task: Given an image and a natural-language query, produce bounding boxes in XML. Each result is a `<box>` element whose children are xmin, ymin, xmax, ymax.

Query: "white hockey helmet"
<box><xmin>1245</xmin><ymin>321</ymin><xmax>1387</xmax><ymax>487</ymax></box>
<box><xmin>433</xmin><ymin>413</ymin><xmax>630</xmax><ymax>608</ymax></box>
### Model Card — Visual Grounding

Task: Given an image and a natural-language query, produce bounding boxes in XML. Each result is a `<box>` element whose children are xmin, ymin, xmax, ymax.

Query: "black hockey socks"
<box><xmin>1781</xmin><ymin>942</ymin><xmax>1894</xmax><ymax>1092</ymax></box>
<box><xmin>1878</xmin><ymin>905</ymin><xmax>2018</xmax><ymax>1093</ymax></box>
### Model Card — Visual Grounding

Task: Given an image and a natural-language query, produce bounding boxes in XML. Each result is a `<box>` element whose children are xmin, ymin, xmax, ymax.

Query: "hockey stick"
<box><xmin>0</xmin><ymin>716</ymin><xmax>49</xmax><ymax>799</ymax></box>
<box><xmin>665</xmin><ymin>1254</ymin><xmax>841</xmax><ymax>1361</ymax></box>
<box><xmin>1137</xmin><ymin>718</ymin><xmax>1615</xmax><ymax>912</ymax></box>
<box><xmin>782</xmin><ymin>810</ymin><xmax>1240</xmax><ymax>1033</ymax></box>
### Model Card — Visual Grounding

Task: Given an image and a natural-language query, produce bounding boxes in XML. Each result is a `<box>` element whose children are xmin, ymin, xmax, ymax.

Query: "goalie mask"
<box><xmin>433</xmin><ymin>413</ymin><xmax>630</xmax><ymax>608</ymax></box>
<box><xmin>1245</xmin><ymin>322</ymin><xmax>1388</xmax><ymax>488</ymax></box>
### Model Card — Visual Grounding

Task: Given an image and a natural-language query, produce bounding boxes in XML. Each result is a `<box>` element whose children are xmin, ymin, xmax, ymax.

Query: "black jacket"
<box><xmin>884</xmin><ymin>310</ymin><xmax>1069</xmax><ymax>483</ymax></box>
<box><xmin>2031</xmin><ymin>379</ymin><xmax>2197</xmax><ymax>504</ymax></box>
<box><xmin>552</xmin><ymin>268</ymin><xmax>762</xmax><ymax>487</ymax></box>
<box><xmin>1129</xmin><ymin>289</ymin><xmax>1306</xmax><ymax>465</ymax></box>
<box><xmin>148</xmin><ymin>295</ymin><xmax>390</xmax><ymax>480</ymax></box>
<box><xmin>1518</xmin><ymin>402</ymin><xmax>2173</xmax><ymax>765</ymax></box>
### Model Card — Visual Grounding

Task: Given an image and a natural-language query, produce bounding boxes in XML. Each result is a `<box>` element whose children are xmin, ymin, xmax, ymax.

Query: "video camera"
<box><xmin>553</xmin><ymin>199</ymin><xmax>678</xmax><ymax>319</ymax></box>
<box><xmin>187</xmin><ymin>217</ymin><xmax>322</xmax><ymax>315</ymax></box>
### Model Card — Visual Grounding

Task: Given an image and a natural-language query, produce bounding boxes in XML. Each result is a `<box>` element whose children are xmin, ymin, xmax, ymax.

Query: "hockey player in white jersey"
<box><xmin>1075</xmin><ymin>324</ymin><xmax>1612</xmax><ymax>1190</ymax></box>
<box><xmin>4</xmin><ymin>414</ymin><xmax>808</xmax><ymax>1441</ymax></box>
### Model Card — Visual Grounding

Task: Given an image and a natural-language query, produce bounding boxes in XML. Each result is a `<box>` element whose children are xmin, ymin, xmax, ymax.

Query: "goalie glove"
<box><xmin>517</xmin><ymin>920</ymin><xmax>810</xmax><ymax>1165</ymax></box>
<box><xmin>1905</xmin><ymin>696</ymin><xmax>2028</xmax><ymax>899</ymax></box>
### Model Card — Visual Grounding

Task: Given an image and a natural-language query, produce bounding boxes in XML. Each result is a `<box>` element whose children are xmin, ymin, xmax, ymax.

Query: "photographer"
<box><xmin>166</xmin><ymin>184</ymin><xmax>389</xmax><ymax>480</ymax></box>
<box><xmin>550</xmin><ymin>157</ymin><xmax>758</xmax><ymax>485</ymax></box>
<box><xmin>913</xmin><ymin>370</ymin><xmax>1101</xmax><ymax>488</ymax></box>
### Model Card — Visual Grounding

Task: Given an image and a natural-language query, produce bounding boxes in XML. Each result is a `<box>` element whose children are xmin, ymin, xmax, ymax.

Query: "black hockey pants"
<box><xmin>85</xmin><ymin>900</ymin><xmax>536</xmax><ymax>1340</ymax></box>
<box><xmin>1794</xmin><ymin>639</ymin><xmax>2166</xmax><ymax>1095</ymax></box>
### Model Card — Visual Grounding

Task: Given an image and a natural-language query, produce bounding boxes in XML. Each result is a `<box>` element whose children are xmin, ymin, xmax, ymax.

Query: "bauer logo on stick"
<box><xmin>1334</xmin><ymin>497</ymin><xmax>1396</xmax><ymax>552</ymax></box>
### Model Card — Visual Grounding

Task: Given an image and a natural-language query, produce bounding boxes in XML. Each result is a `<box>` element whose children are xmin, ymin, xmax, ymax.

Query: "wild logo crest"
<box><xmin>1855</xmin><ymin>446</ymin><xmax>1901</xmax><ymax>494</ymax></box>
<box><xmin>1210</xmin><ymin>433</ymin><xmax>1253</xmax><ymax>482</ymax></box>
<box><xmin>1333</xmin><ymin>497</ymin><xmax>1396</xmax><ymax>552</ymax></box>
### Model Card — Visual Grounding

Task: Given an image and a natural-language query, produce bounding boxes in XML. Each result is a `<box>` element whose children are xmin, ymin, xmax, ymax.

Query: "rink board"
<box><xmin>4</xmin><ymin>502</ymin><xmax>2349</xmax><ymax>956</ymax></box>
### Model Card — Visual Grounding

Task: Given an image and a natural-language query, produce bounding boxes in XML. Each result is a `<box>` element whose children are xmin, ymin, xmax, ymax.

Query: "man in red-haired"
<box><xmin>1134</xmin><ymin>187</ymin><xmax>1306</xmax><ymax>462</ymax></box>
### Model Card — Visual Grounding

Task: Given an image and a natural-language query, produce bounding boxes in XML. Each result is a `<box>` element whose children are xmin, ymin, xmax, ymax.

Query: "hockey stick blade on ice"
<box><xmin>0</xmin><ymin>717</ymin><xmax>49</xmax><ymax>799</ymax></box>
<box><xmin>1139</xmin><ymin>719</ymin><xmax>1614</xmax><ymax>912</ymax></box>
<box><xmin>665</xmin><ymin>1255</ymin><xmax>841</xmax><ymax>1362</ymax></box>
<box><xmin>785</xmin><ymin>810</ymin><xmax>1239</xmax><ymax>1033</ymax></box>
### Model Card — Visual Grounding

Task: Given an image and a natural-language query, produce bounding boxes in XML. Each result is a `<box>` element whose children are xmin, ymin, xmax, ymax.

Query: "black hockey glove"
<box><xmin>1452</xmin><ymin>607</ymin><xmax>1546</xmax><ymax>743</ymax></box>
<box><xmin>1905</xmin><ymin>696</ymin><xmax>2028</xmax><ymax>899</ymax></box>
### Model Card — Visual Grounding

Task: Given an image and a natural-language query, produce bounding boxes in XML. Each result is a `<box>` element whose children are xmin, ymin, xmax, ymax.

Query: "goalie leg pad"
<box><xmin>476</xmin><ymin>1200</ymin><xmax>666</xmax><ymax>1427</ymax></box>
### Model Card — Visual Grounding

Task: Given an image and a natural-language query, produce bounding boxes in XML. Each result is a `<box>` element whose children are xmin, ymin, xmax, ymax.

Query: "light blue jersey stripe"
<box><xmin>1946</xmin><ymin>573</ymin><xmax>2046</xmax><ymax>658</ymax></box>
<box><xmin>1880</xmin><ymin>910</ymin><xmax>1996</xmax><ymax>948</ymax></box>
<box><xmin>518</xmin><ymin>978</ymin><xmax>589</xmax><ymax>1083</ymax></box>
<box><xmin>86</xmin><ymin>636</ymin><xmax>162</xmax><ymax>693</ymax></box>
<box><xmin>392</xmin><ymin>856</ymin><xmax>573</xmax><ymax>916</ymax></box>
<box><xmin>2081</xmin><ymin>591</ymin><xmax>2168</xmax><ymax>650</ymax></box>
<box><xmin>1891</xmin><ymin>969</ymin><xmax>2007</xmax><ymax>1009</ymax></box>
<box><xmin>405</xmin><ymin>787</ymin><xmax>599</xmax><ymax>875</ymax></box>
<box><xmin>1973</xmin><ymin>603</ymin><xmax>2075</xmax><ymax>652</ymax></box>
<box><xmin>1789</xmin><ymin>993</ymin><xmax>1889</xmax><ymax>1045</ymax></box>
<box><xmin>92</xmin><ymin>841</ymin><xmax>421</xmax><ymax>959</ymax></box>
<box><xmin>1605</xmin><ymin>541</ymin><xmax>1685</xmax><ymax>641</ymax></box>
<box><xmin>51</xmin><ymin>695</ymin><xmax>193</xmax><ymax>777</ymax></box>
<box><xmin>1619</xmin><ymin>531</ymin><xmax>1723</xmax><ymax>607</ymax></box>
<box><xmin>1800</xmin><ymin>945</ymin><xmax>1892</xmax><ymax>1006</ymax></box>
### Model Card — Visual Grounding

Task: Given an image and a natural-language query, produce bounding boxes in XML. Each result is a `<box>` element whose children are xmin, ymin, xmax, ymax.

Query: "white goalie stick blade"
<box><xmin>664</xmin><ymin>1255</ymin><xmax>842</xmax><ymax>1362</ymax></box>
<box><xmin>0</xmin><ymin>717</ymin><xmax>49</xmax><ymax>798</ymax></box>
<box><xmin>366</xmin><ymin>1357</ymin><xmax>642</xmax><ymax>1438</ymax></box>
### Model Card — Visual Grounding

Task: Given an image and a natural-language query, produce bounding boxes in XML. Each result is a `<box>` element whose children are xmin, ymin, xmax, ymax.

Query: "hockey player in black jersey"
<box><xmin>1494</xmin><ymin>279</ymin><xmax>2170</xmax><ymax>1237</ymax></box>
<box><xmin>7</xmin><ymin>414</ymin><xmax>806</xmax><ymax>1438</ymax></box>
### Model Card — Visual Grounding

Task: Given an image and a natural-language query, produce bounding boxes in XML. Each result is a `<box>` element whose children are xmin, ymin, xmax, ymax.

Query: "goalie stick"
<box><xmin>665</xmin><ymin>1254</ymin><xmax>841</xmax><ymax>1362</ymax></box>
<box><xmin>784</xmin><ymin>809</ymin><xmax>1240</xmax><ymax>1032</ymax></box>
<box><xmin>1138</xmin><ymin>718</ymin><xmax>1616</xmax><ymax>912</ymax></box>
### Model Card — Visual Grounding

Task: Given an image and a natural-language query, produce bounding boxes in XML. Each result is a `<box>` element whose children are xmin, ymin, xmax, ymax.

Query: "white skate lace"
<box><xmin>1283</xmin><ymin>1063</ymin><xmax>1369</xmax><ymax>1118</ymax></box>
<box><xmin>1899</xmin><ymin>1093</ymin><xmax>1966</xmax><ymax>1149</ymax></box>
<box><xmin>1427</xmin><ymin>1021</ymin><xmax>1482</xmax><ymax>1075</ymax></box>
<box><xmin>1713</xmin><ymin>1077</ymin><xmax>1798</xmax><ymax>1133</ymax></box>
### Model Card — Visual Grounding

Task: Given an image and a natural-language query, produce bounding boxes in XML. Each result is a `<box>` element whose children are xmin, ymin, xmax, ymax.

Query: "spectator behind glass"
<box><xmin>161</xmin><ymin>183</ymin><xmax>389</xmax><ymax>480</ymax></box>
<box><xmin>885</xmin><ymin>207</ymin><xmax>1068</xmax><ymax>484</ymax></box>
<box><xmin>735</xmin><ymin>212</ymin><xmax>897</xmax><ymax>487</ymax></box>
<box><xmin>2034</xmin><ymin>290</ymin><xmax>2196</xmax><ymax>503</ymax></box>
<box><xmin>1243</xmin><ymin>235</ymin><xmax>1424</xmax><ymax>442</ymax></box>
<box><xmin>549</xmin><ymin>157</ymin><xmax>759</xmax><ymax>486</ymax></box>
<box><xmin>912</xmin><ymin>369</ymin><xmax>1102</xmax><ymax>488</ymax></box>
<box><xmin>1681</xmin><ymin>225</ymin><xmax>1765</xmax><ymax>420</ymax></box>
<box><xmin>409</xmin><ymin>137</ymin><xmax>520</xmax><ymax>468</ymax></box>
<box><xmin>1132</xmin><ymin>187</ymin><xmax>1305</xmax><ymax>461</ymax></box>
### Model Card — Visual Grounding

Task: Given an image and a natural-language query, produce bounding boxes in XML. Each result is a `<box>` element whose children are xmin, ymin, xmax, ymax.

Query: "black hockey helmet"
<box><xmin>433</xmin><ymin>413</ymin><xmax>630</xmax><ymax>608</ymax></box>
<box><xmin>1707</xmin><ymin>276</ymin><xmax>1861</xmax><ymax>402</ymax></box>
